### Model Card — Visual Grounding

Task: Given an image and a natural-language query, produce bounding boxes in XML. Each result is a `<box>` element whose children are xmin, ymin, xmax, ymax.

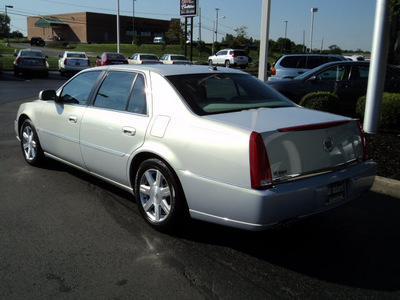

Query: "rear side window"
<box><xmin>280</xmin><ymin>56</ymin><xmax>301</xmax><ymax>68</ymax></box>
<box><xmin>94</xmin><ymin>72</ymin><xmax>136</xmax><ymax>110</ymax></box>
<box><xmin>93</xmin><ymin>71</ymin><xmax>147</xmax><ymax>114</ymax></box>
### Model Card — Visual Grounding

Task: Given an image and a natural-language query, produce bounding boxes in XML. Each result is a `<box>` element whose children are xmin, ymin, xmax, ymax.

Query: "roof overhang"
<box><xmin>35</xmin><ymin>17</ymin><xmax>69</xmax><ymax>28</ymax></box>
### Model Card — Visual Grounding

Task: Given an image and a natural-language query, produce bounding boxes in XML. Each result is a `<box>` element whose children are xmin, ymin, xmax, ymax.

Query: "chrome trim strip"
<box><xmin>79</xmin><ymin>140</ymin><xmax>126</xmax><ymax>157</ymax></box>
<box><xmin>41</xmin><ymin>129</ymin><xmax>125</xmax><ymax>157</ymax></box>
<box><xmin>41</xmin><ymin>129</ymin><xmax>79</xmax><ymax>144</ymax></box>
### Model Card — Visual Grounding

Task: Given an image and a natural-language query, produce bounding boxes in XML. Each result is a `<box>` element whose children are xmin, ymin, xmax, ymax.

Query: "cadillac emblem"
<box><xmin>323</xmin><ymin>137</ymin><xmax>333</xmax><ymax>152</ymax></box>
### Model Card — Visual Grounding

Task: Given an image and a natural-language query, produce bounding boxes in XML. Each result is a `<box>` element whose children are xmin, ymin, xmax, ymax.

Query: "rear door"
<box><xmin>80</xmin><ymin>71</ymin><xmax>150</xmax><ymax>187</ymax></box>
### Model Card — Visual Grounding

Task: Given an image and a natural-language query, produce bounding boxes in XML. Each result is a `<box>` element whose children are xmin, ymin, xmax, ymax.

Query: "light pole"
<box><xmin>309</xmin><ymin>7</ymin><xmax>318</xmax><ymax>53</ymax></box>
<box><xmin>132</xmin><ymin>0</ymin><xmax>136</xmax><ymax>45</ymax></box>
<box><xmin>5</xmin><ymin>5</ymin><xmax>13</xmax><ymax>47</ymax></box>
<box><xmin>284</xmin><ymin>21</ymin><xmax>288</xmax><ymax>39</ymax></box>
<box><xmin>116</xmin><ymin>0</ymin><xmax>120</xmax><ymax>53</ymax></box>
<box><xmin>215</xmin><ymin>8</ymin><xmax>220</xmax><ymax>43</ymax></box>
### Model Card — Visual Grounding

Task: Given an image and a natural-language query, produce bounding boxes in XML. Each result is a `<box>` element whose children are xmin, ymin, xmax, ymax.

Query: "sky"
<box><xmin>2</xmin><ymin>0</ymin><xmax>377</xmax><ymax>51</ymax></box>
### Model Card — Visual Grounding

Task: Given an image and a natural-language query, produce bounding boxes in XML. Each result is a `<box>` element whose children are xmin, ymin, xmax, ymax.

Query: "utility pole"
<box><xmin>258</xmin><ymin>0</ymin><xmax>271</xmax><ymax>81</ymax></box>
<box><xmin>284</xmin><ymin>21</ymin><xmax>288</xmax><ymax>39</ymax></box>
<box><xmin>309</xmin><ymin>7</ymin><xmax>318</xmax><ymax>53</ymax></box>
<box><xmin>116</xmin><ymin>0</ymin><xmax>120</xmax><ymax>53</ymax></box>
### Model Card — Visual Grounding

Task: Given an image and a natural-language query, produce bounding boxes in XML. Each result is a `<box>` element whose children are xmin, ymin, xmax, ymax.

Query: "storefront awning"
<box><xmin>35</xmin><ymin>17</ymin><xmax>69</xmax><ymax>28</ymax></box>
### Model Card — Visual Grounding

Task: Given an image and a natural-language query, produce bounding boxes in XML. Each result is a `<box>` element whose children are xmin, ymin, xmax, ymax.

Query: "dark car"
<box><xmin>30</xmin><ymin>37</ymin><xmax>45</xmax><ymax>47</ymax></box>
<box><xmin>96</xmin><ymin>52</ymin><xmax>128</xmax><ymax>66</ymax></box>
<box><xmin>267</xmin><ymin>61</ymin><xmax>400</xmax><ymax>116</ymax></box>
<box><xmin>13</xmin><ymin>49</ymin><xmax>49</xmax><ymax>77</ymax></box>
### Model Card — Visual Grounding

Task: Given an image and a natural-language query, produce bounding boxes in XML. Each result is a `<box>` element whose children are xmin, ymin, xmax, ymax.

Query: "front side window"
<box><xmin>167</xmin><ymin>73</ymin><xmax>294</xmax><ymax>115</ymax></box>
<box><xmin>59</xmin><ymin>71</ymin><xmax>101</xmax><ymax>105</ymax></box>
<box><xmin>94</xmin><ymin>71</ymin><xmax>136</xmax><ymax>111</ymax></box>
<box><xmin>316</xmin><ymin>65</ymin><xmax>346</xmax><ymax>81</ymax></box>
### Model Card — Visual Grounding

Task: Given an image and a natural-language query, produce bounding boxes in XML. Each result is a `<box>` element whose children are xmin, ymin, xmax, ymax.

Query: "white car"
<box><xmin>128</xmin><ymin>53</ymin><xmax>162</xmax><ymax>65</ymax></box>
<box><xmin>58</xmin><ymin>51</ymin><xmax>91</xmax><ymax>75</ymax></box>
<box><xmin>208</xmin><ymin>49</ymin><xmax>249</xmax><ymax>69</ymax></box>
<box><xmin>15</xmin><ymin>65</ymin><xmax>376</xmax><ymax>231</ymax></box>
<box><xmin>160</xmin><ymin>54</ymin><xmax>192</xmax><ymax>65</ymax></box>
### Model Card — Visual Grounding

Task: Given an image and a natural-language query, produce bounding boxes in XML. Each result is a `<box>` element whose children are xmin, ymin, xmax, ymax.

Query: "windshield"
<box><xmin>167</xmin><ymin>73</ymin><xmax>294</xmax><ymax>115</ymax></box>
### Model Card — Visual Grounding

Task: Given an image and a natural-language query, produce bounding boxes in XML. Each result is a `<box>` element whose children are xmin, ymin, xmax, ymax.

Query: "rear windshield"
<box><xmin>141</xmin><ymin>54</ymin><xmax>158</xmax><ymax>60</ymax></box>
<box><xmin>67</xmin><ymin>53</ymin><xmax>87</xmax><ymax>58</ymax></box>
<box><xmin>20</xmin><ymin>51</ymin><xmax>44</xmax><ymax>57</ymax></box>
<box><xmin>171</xmin><ymin>55</ymin><xmax>189</xmax><ymax>61</ymax></box>
<box><xmin>108</xmin><ymin>54</ymin><xmax>126</xmax><ymax>59</ymax></box>
<box><xmin>233</xmin><ymin>51</ymin><xmax>247</xmax><ymax>56</ymax></box>
<box><xmin>166</xmin><ymin>73</ymin><xmax>294</xmax><ymax>116</ymax></box>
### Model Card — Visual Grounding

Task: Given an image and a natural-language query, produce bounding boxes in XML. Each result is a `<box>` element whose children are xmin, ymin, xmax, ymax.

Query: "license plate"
<box><xmin>326</xmin><ymin>180</ymin><xmax>345</xmax><ymax>204</ymax></box>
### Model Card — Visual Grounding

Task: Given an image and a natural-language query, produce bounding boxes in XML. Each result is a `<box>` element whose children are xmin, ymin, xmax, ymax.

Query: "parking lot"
<box><xmin>1</xmin><ymin>73</ymin><xmax>400</xmax><ymax>299</ymax></box>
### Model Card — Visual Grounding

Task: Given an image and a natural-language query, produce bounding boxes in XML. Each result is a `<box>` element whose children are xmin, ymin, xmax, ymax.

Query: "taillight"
<box><xmin>42</xmin><ymin>59</ymin><xmax>46</xmax><ymax>66</ymax></box>
<box><xmin>87</xmin><ymin>60</ymin><xmax>91</xmax><ymax>67</ymax></box>
<box><xmin>249</xmin><ymin>132</ymin><xmax>273</xmax><ymax>189</ymax></box>
<box><xmin>64</xmin><ymin>58</ymin><xmax>67</xmax><ymax>65</ymax></box>
<box><xmin>357</xmin><ymin>120</ymin><xmax>367</xmax><ymax>160</ymax></box>
<box><xmin>270</xmin><ymin>67</ymin><xmax>276</xmax><ymax>76</ymax></box>
<box><xmin>16</xmin><ymin>57</ymin><xmax>21</xmax><ymax>64</ymax></box>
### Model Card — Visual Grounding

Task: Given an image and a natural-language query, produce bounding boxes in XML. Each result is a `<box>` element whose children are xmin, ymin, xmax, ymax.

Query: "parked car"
<box><xmin>153</xmin><ymin>37</ymin><xmax>164</xmax><ymax>44</ymax></box>
<box><xmin>267</xmin><ymin>61</ymin><xmax>400</xmax><ymax>116</ymax></box>
<box><xmin>13</xmin><ymin>49</ymin><xmax>49</xmax><ymax>77</ymax></box>
<box><xmin>128</xmin><ymin>53</ymin><xmax>162</xmax><ymax>65</ymax></box>
<box><xmin>344</xmin><ymin>55</ymin><xmax>366</xmax><ymax>61</ymax></box>
<box><xmin>58</xmin><ymin>51</ymin><xmax>91</xmax><ymax>75</ymax></box>
<box><xmin>96</xmin><ymin>52</ymin><xmax>128</xmax><ymax>66</ymax></box>
<box><xmin>269</xmin><ymin>54</ymin><xmax>347</xmax><ymax>81</ymax></box>
<box><xmin>30</xmin><ymin>37</ymin><xmax>45</xmax><ymax>47</ymax></box>
<box><xmin>160</xmin><ymin>54</ymin><xmax>192</xmax><ymax>65</ymax></box>
<box><xmin>15</xmin><ymin>65</ymin><xmax>376</xmax><ymax>231</ymax></box>
<box><xmin>208</xmin><ymin>49</ymin><xmax>249</xmax><ymax>69</ymax></box>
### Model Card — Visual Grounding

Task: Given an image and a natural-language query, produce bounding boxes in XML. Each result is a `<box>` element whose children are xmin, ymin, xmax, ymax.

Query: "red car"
<box><xmin>96</xmin><ymin>52</ymin><xmax>128</xmax><ymax>66</ymax></box>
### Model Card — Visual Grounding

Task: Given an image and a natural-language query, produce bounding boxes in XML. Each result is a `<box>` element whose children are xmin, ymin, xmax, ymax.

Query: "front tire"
<box><xmin>134</xmin><ymin>158</ymin><xmax>187</xmax><ymax>231</ymax></box>
<box><xmin>20</xmin><ymin>119</ymin><xmax>44</xmax><ymax>166</ymax></box>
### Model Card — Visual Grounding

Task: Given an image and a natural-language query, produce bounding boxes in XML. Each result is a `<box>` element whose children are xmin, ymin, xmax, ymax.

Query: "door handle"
<box><xmin>123</xmin><ymin>127</ymin><xmax>136</xmax><ymax>136</ymax></box>
<box><xmin>69</xmin><ymin>116</ymin><xmax>78</xmax><ymax>123</ymax></box>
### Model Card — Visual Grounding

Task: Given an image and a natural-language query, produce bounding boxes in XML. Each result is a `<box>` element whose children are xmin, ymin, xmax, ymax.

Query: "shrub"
<box><xmin>356</xmin><ymin>93</ymin><xmax>400</xmax><ymax>130</ymax></box>
<box><xmin>299</xmin><ymin>92</ymin><xmax>340</xmax><ymax>113</ymax></box>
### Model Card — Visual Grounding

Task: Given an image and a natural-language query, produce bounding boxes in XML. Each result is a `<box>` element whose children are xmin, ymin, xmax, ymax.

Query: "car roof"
<box><xmin>85</xmin><ymin>64</ymin><xmax>246</xmax><ymax>77</ymax></box>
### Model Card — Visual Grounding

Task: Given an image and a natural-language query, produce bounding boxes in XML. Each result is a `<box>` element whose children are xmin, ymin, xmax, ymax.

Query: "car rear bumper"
<box><xmin>183</xmin><ymin>160</ymin><xmax>377</xmax><ymax>230</ymax></box>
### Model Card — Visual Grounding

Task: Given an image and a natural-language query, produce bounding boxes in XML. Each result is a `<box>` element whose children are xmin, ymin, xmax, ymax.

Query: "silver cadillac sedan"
<box><xmin>15</xmin><ymin>65</ymin><xmax>376</xmax><ymax>231</ymax></box>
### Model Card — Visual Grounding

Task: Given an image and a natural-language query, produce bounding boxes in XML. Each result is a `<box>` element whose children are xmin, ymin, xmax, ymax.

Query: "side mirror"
<box><xmin>58</xmin><ymin>55</ymin><xmax>62</xmax><ymax>58</ymax></box>
<box><xmin>97</xmin><ymin>56</ymin><xmax>101</xmax><ymax>59</ymax></box>
<box><xmin>308</xmin><ymin>75</ymin><xmax>318</xmax><ymax>82</ymax></box>
<box><xmin>39</xmin><ymin>90</ymin><xmax>57</xmax><ymax>101</ymax></box>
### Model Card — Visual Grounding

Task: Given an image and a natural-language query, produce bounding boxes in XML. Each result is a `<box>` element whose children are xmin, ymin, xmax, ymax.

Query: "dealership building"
<box><xmin>27</xmin><ymin>12</ymin><xmax>176</xmax><ymax>43</ymax></box>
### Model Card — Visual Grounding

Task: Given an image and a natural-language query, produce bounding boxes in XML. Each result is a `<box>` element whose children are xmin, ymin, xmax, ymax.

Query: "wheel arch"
<box><xmin>129</xmin><ymin>151</ymin><xmax>190</xmax><ymax>215</ymax></box>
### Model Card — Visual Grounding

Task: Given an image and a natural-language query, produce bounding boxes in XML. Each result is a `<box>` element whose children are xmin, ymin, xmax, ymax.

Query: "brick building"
<box><xmin>27</xmin><ymin>12</ymin><xmax>175</xmax><ymax>43</ymax></box>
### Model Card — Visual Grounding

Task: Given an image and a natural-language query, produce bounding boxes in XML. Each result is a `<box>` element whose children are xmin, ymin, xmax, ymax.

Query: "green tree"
<box><xmin>388</xmin><ymin>0</ymin><xmax>400</xmax><ymax>64</ymax></box>
<box><xmin>165</xmin><ymin>19</ymin><xmax>184</xmax><ymax>44</ymax></box>
<box><xmin>0</xmin><ymin>14</ymin><xmax>11</xmax><ymax>39</ymax></box>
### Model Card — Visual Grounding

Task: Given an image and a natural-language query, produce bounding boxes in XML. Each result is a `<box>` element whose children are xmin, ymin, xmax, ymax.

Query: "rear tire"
<box><xmin>225</xmin><ymin>60</ymin><xmax>231</xmax><ymax>68</ymax></box>
<box><xmin>20</xmin><ymin>119</ymin><xmax>45</xmax><ymax>166</ymax></box>
<box><xmin>134</xmin><ymin>158</ymin><xmax>188</xmax><ymax>231</ymax></box>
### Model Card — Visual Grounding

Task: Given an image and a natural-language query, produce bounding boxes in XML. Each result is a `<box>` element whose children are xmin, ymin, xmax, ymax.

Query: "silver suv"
<box><xmin>268</xmin><ymin>54</ymin><xmax>347</xmax><ymax>81</ymax></box>
<box><xmin>208</xmin><ymin>49</ymin><xmax>249</xmax><ymax>69</ymax></box>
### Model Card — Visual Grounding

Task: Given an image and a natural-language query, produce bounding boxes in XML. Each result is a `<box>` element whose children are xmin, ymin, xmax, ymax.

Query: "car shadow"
<box><xmin>177</xmin><ymin>191</ymin><xmax>400</xmax><ymax>292</ymax></box>
<box><xmin>37</xmin><ymin>158</ymin><xmax>400</xmax><ymax>292</ymax></box>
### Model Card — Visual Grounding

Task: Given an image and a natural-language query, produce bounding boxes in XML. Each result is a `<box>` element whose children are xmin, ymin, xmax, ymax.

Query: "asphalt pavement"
<box><xmin>1</xmin><ymin>71</ymin><xmax>400</xmax><ymax>299</ymax></box>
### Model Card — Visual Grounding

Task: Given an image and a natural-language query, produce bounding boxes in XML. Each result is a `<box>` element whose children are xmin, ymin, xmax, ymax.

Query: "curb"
<box><xmin>371</xmin><ymin>176</ymin><xmax>400</xmax><ymax>198</ymax></box>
